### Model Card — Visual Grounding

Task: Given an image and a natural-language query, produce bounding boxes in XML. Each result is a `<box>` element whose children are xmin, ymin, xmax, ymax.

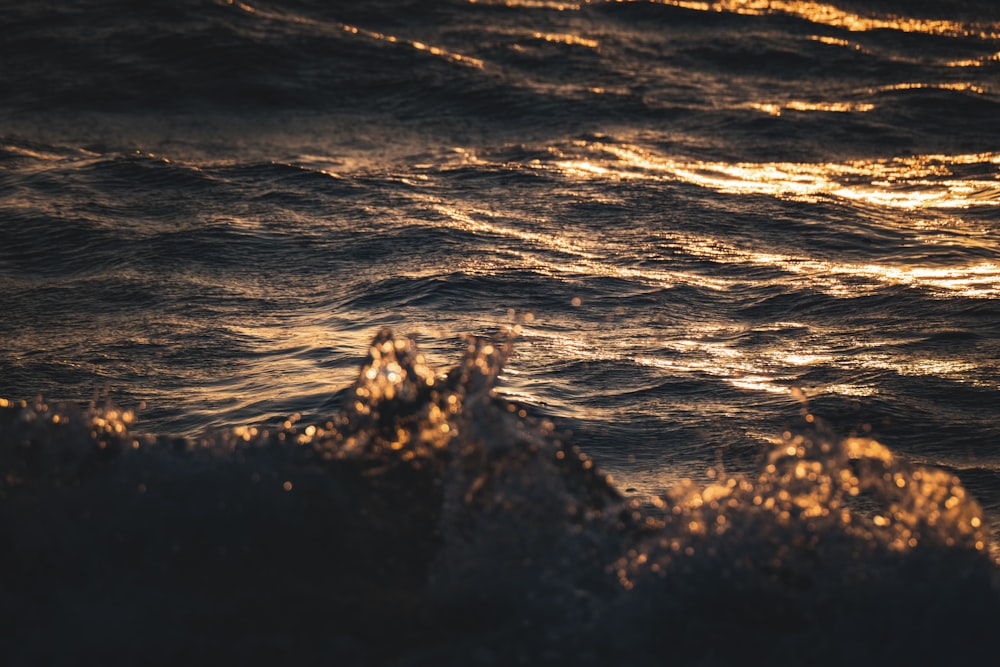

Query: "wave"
<box><xmin>3</xmin><ymin>330</ymin><xmax>997</xmax><ymax>665</ymax></box>
<box><xmin>5</xmin><ymin>0</ymin><xmax>997</xmax><ymax>157</ymax></box>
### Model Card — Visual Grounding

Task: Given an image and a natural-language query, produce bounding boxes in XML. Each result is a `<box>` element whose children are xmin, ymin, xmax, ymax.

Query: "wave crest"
<box><xmin>1</xmin><ymin>331</ymin><xmax>997</xmax><ymax>664</ymax></box>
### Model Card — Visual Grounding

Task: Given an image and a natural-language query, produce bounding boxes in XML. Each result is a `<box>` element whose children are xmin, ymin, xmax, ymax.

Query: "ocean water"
<box><xmin>2</xmin><ymin>0</ymin><xmax>1000</xmax><ymax>664</ymax></box>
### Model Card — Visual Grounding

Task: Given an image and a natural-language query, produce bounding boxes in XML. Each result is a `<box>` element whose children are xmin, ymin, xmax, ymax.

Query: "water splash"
<box><xmin>1</xmin><ymin>333</ymin><xmax>997</xmax><ymax>664</ymax></box>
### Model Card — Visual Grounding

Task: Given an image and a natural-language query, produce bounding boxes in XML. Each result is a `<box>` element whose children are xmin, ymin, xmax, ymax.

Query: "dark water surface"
<box><xmin>2</xmin><ymin>1</ymin><xmax>1000</xmax><ymax>664</ymax></box>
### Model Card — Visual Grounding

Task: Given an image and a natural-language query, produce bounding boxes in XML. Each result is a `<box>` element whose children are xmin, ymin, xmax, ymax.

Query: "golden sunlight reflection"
<box><xmin>428</xmin><ymin>186</ymin><xmax>998</xmax><ymax>300</ymax></box>
<box><xmin>665</xmin><ymin>232</ymin><xmax>1000</xmax><ymax>298</ymax></box>
<box><xmin>430</xmin><ymin>203</ymin><xmax>732</xmax><ymax>291</ymax></box>
<box><xmin>518</xmin><ymin>314</ymin><xmax>997</xmax><ymax>409</ymax></box>
<box><xmin>224</xmin><ymin>0</ymin><xmax>483</xmax><ymax>69</ymax></box>
<box><xmin>334</xmin><ymin>25</ymin><xmax>483</xmax><ymax>69</ymax></box>
<box><xmin>550</xmin><ymin>142</ymin><xmax>1000</xmax><ymax>210</ymax></box>
<box><xmin>148</xmin><ymin>318</ymin><xmax>398</xmax><ymax>435</ymax></box>
<box><xmin>809</xmin><ymin>35</ymin><xmax>852</xmax><ymax>47</ymax></box>
<box><xmin>532</xmin><ymin>31</ymin><xmax>599</xmax><ymax>48</ymax></box>
<box><xmin>947</xmin><ymin>51</ymin><xmax>1000</xmax><ymax>68</ymax></box>
<box><xmin>874</xmin><ymin>82</ymin><xmax>988</xmax><ymax>95</ymax></box>
<box><xmin>468</xmin><ymin>0</ymin><xmax>1000</xmax><ymax>38</ymax></box>
<box><xmin>750</xmin><ymin>101</ymin><xmax>876</xmax><ymax>115</ymax></box>
<box><xmin>524</xmin><ymin>326</ymin><xmax>803</xmax><ymax>397</ymax></box>
<box><xmin>821</xmin><ymin>384</ymin><xmax>879</xmax><ymax>398</ymax></box>
<box><xmin>469</xmin><ymin>0</ymin><xmax>582</xmax><ymax>9</ymax></box>
<box><xmin>649</xmin><ymin>1</ymin><xmax>1000</xmax><ymax>38</ymax></box>
<box><xmin>431</xmin><ymin>203</ymin><xmax>599</xmax><ymax>260</ymax></box>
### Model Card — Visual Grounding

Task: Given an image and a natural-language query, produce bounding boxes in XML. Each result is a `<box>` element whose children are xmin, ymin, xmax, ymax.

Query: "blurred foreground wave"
<box><xmin>2</xmin><ymin>331</ymin><xmax>997</xmax><ymax>665</ymax></box>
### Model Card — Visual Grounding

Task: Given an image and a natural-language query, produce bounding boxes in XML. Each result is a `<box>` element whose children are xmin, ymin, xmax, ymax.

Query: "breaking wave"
<box><xmin>3</xmin><ymin>330</ymin><xmax>997</xmax><ymax>665</ymax></box>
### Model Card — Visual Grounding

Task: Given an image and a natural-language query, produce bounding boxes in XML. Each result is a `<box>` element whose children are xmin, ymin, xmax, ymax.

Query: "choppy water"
<box><xmin>2</xmin><ymin>0</ymin><xmax>1000</xmax><ymax>664</ymax></box>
